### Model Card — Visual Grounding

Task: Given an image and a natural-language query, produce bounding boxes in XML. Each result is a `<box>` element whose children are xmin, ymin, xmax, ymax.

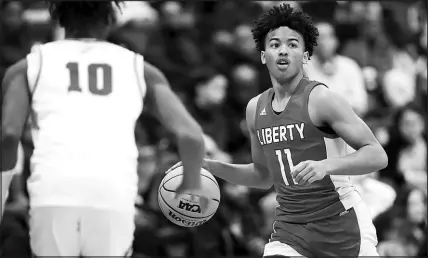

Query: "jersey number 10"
<box><xmin>275</xmin><ymin>149</ymin><xmax>297</xmax><ymax>186</ymax></box>
<box><xmin>66</xmin><ymin>62</ymin><xmax>112</xmax><ymax>96</ymax></box>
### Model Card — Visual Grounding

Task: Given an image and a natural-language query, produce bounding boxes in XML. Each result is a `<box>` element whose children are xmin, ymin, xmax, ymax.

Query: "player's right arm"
<box><xmin>143</xmin><ymin>62</ymin><xmax>205</xmax><ymax>190</ymax></box>
<box><xmin>204</xmin><ymin>96</ymin><xmax>273</xmax><ymax>189</ymax></box>
<box><xmin>1</xmin><ymin>59</ymin><xmax>29</xmax><ymax>172</ymax></box>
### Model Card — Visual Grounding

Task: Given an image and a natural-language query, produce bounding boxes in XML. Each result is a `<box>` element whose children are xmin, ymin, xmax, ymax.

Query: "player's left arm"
<box><xmin>1</xmin><ymin>59</ymin><xmax>30</xmax><ymax>172</ymax></box>
<box><xmin>292</xmin><ymin>86</ymin><xmax>388</xmax><ymax>185</ymax></box>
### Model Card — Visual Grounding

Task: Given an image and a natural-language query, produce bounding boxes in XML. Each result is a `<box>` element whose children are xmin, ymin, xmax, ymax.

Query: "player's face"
<box><xmin>315</xmin><ymin>22</ymin><xmax>338</xmax><ymax>59</ymax></box>
<box><xmin>399</xmin><ymin>109</ymin><xmax>424</xmax><ymax>143</ymax></box>
<box><xmin>261</xmin><ymin>26</ymin><xmax>308</xmax><ymax>84</ymax></box>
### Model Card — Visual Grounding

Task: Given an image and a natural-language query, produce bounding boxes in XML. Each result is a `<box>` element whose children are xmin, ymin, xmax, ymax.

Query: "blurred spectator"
<box><xmin>0</xmin><ymin>1</ymin><xmax>32</xmax><ymax>81</ymax></box>
<box><xmin>382</xmin><ymin>68</ymin><xmax>416</xmax><ymax>108</ymax></box>
<box><xmin>380</xmin><ymin>104</ymin><xmax>427</xmax><ymax>191</ymax></box>
<box><xmin>305</xmin><ymin>21</ymin><xmax>368</xmax><ymax>116</ymax></box>
<box><xmin>115</xmin><ymin>1</ymin><xmax>159</xmax><ymax>29</ymax></box>
<box><xmin>0</xmin><ymin>1</ymin><xmax>426</xmax><ymax>257</ymax></box>
<box><xmin>340</xmin><ymin>5</ymin><xmax>395</xmax><ymax>76</ymax></box>
<box><xmin>374</xmin><ymin>186</ymin><xmax>426</xmax><ymax>256</ymax></box>
<box><xmin>185</xmin><ymin>71</ymin><xmax>232</xmax><ymax>150</ymax></box>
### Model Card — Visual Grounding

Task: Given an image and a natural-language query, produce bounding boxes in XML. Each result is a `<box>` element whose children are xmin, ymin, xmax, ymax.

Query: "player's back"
<box><xmin>26</xmin><ymin>40</ymin><xmax>145</xmax><ymax>211</ymax></box>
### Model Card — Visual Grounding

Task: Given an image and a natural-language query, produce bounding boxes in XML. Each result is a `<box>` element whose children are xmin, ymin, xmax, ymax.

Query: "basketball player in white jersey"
<box><xmin>1</xmin><ymin>1</ymin><xmax>209</xmax><ymax>256</ymax></box>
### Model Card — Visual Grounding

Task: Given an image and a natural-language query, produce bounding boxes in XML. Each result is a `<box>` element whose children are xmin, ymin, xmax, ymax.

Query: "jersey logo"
<box><xmin>260</xmin><ymin>108</ymin><xmax>267</xmax><ymax>116</ymax></box>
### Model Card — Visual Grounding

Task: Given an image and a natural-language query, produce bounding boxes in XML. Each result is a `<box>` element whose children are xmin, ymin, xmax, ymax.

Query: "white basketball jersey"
<box><xmin>26</xmin><ymin>40</ymin><xmax>146</xmax><ymax>211</ymax></box>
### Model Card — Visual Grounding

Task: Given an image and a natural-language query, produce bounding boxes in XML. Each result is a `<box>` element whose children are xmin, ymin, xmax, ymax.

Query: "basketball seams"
<box><xmin>164</xmin><ymin>165</ymin><xmax>220</xmax><ymax>188</ymax></box>
<box><xmin>161</xmin><ymin>174</ymin><xmax>183</xmax><ymax>187</ymax></box>
<box><xmin>160</xmin><ymin>187</ymin><xmax>220</xmax><ymax>203</ymax></box>
<box><xmin>200</xmin><ymin>173</ymin><xmax>220</xmax><ymax>188</ymax></box>
<box><xmin>162</xmin><ymin>173</ymin><xmax>221</xmax><ymax>201</ymax></box>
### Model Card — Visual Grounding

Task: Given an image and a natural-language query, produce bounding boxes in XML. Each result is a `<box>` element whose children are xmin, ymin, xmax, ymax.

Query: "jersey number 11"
<box><xmin>275</xmin><ymin>149</ymin><xmax>297</xmax><ymax>186</ymax></box>
<box><xmin>66</xmin><ymin>62</ymin><xmax>112</xmax><ymax>96</ymax></box>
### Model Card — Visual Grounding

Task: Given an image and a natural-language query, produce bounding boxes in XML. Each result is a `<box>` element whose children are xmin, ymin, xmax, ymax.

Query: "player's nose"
<box><xmin>278</xmin><ymin>44</ymin><xmax>288</xmax><ymax>56</ymax></box>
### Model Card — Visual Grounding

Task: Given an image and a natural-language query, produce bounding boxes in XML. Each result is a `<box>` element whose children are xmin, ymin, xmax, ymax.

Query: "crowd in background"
<box><xmin>0</xmin><ymin>1</ymin><xmax>427</xmax><ymax>257</ymax></box>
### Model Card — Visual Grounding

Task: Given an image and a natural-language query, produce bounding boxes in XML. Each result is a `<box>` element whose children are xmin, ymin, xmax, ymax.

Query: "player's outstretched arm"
<box><xmin>204</xmin><ymin>95</ymin><xmax>273</xmax><ymax>189</ymax></box>
<box><xmin>143</xmin><ymin>62</ymin><xmax>205</xmax><ymax>190</ymax></box>
<box><xmin>1</xmin><ymin>59</ymin><xmax>30</xmax><ymax>172</ymax></box>
<box><xmin>293</xmin><ymin>86</ymin><xmax>387</xmax><ymax>183</ymax></box>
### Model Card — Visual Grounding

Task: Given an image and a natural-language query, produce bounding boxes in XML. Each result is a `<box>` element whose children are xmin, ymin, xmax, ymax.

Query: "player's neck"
<box><xmin>65</xmin><ymin>29</ymin><xmax>108</xmax><ymax>41</ymax></box>
<box><xmin>271</xmin><ymin>71</ymin><xmax>304</xmax><ymax>101</ymax></box>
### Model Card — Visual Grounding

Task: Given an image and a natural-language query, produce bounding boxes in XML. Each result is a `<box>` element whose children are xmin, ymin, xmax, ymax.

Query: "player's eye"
<box><xmin>289</xmin><ymin>43</ymin><xmax>297</xmax><ymax>48</ymax></box>
<box><xmin>271</xmin><ymin>43</ymin><xmax>279</xmax><ymax>48</ymax></box>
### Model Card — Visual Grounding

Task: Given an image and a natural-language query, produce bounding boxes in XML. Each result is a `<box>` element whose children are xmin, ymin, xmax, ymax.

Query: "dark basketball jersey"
<box><xmin>255</xmin><ymin>78</ymin><xmax>361</xmax><ymax>224</ymax></box>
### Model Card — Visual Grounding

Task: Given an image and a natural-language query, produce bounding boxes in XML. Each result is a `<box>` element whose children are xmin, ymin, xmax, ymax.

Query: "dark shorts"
<box><xmin>263</xmin><ymin>202</ymin><xmax>378</xmax><ymax>257</ymax></box>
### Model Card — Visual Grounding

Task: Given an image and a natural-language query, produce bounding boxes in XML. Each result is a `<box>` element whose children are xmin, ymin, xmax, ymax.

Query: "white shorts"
<box><xmin>1</xmin><ymin>170</ymin><xmax>16</xmax><ymax>217</ymax></box>
<box><xmin>29</xmin><ymin>206</ymin><xmax>135</xmax><ymax>256</ymax></box>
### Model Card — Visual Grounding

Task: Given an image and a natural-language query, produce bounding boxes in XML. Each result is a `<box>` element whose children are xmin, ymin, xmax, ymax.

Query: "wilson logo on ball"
<box><xmin>178</xmin><ymin>200</ymin><xmax>202</xmax><ymax>213</ymax></box>
<box><xmin>168</xmin><ymin>210</ymin><xmax>206</xmax><ymax>227</ymax></box>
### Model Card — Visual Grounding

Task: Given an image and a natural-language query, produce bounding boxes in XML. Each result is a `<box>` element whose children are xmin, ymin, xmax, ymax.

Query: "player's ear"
<box><xmin>261</xmin><ymin>51</ymin><xmax>266</xmax><ymax>64</ymax></box>
<box><xmin>302</xmin><ymin>51</ymin><xmax>309</xmax><ymax>64</ymax></box>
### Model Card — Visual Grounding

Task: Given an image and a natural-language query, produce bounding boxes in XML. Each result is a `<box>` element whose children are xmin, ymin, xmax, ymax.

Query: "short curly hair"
<box><xmin>251</xmin><ymin>3</ymin><xmax>319</xmax><ymax>58</ymax></box>
<box><xmin>47</xmin><ymin>1</ymin><xmax>122</xmax><ymax>33</ymax></box>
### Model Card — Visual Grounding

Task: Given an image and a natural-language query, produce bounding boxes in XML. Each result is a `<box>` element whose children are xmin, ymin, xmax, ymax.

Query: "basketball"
<box><xmin>158</xmin><ymin>165</ymin><xmax>221</xmax><ymax>227</ymax></box>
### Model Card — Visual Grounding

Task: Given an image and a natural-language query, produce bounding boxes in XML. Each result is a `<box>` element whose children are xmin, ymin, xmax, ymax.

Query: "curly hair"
<box><xmin>47</xmin><ymin>1</ymin><xmax>122</xmax><ymax>33</ymax></box>
<box><xmin>251</xmin><ymin>3</ymin><xmax>319</xmax><ymax>58</ymax></box>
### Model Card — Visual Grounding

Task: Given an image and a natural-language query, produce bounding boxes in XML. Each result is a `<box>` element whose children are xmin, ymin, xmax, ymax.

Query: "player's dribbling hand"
<box><xmin>174</xmin><ymin>183</ymin><xmax>210</xmax><ymax>213</ymax></box>
<box><xmin>166</xmin><ymin>161</ymin><xmax>212</xmax><ymax>213</ymax></box>
<box><xmin>291</xmin><ymin>160</ymin><xmax>327</xmax><ymax>186</ymax></box>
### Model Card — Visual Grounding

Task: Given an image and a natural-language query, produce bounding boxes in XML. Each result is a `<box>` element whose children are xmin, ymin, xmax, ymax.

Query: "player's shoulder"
<box><xmin>308</xmin><ymin>82</ymin><xmax>342</xmax><ymax>106</ymax></box>
<box><xmin>247</xmin><ymin>94</ymin><xmax>261</xmax><ymax>110</ymax></box>
<box><xmin>246</xmin><ymin>93</ymin><xmax>263</xmax><ymax>116</ymax></box>
<box><xmin>308</xmin><ymin>82</ymin><xmax>344</xmax><ymax>106</ymax></box>
<box><xmin>3</xmin><ymin>59</ymin><xmax>27</xmax><ymax>81</ymax></box>
<box><xmin>32</xmin><ymin>40</ymin><xmax>67</xmax><ymax>52</ymax></box>
<box><xmin>246</xmin><ymin>90</ymin><xmax>269</xmax><ymax>128</ymax></box>
<box><xmin>308</xmin><ymin>80</ymin><xmax>352</xmax><ymax>121</ymax></box>
<box><xmin>94</xmin><ymin>41</ymin><xmax>143</xmax><ymax>57</ymax></box>
<box><xmin>26</xmin><ymin>41</ymin><xmax>68</xmax><ymax>60</ymax></box>
<box><xmin>247</xmin><ymin>88</ymin><xmax>271</xmax><ymax>110</ymax></box>
<box><xmin>102</xmin><ymin>41</ymin><xmax>142</xmax><ymax>55</ymax></box>
<box><xmin>2</xmin><ymin>58</ymin><xmax>28</xmax><ymax>94</ymax></box>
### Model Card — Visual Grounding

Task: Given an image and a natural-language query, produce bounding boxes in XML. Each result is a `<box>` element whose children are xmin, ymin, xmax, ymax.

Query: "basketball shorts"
<box><xmin>29</xmin><ymin>206</ymin><xmax>135</xmax><ymax>256</ymax></box>
<box><xmin>263</xmin><ymin>201</ymin><xmax>379</xmax><ymax>257</ymax></box>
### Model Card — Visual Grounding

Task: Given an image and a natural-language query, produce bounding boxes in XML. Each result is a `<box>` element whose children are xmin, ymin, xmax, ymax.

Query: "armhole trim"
<box><xmin>29</xmin><ymin>48</ymin><xmax>43</xmax><ymax>97</ymax></box>
<box><xmin>303</xmin><ymin>82</ymin><xmax>338</xmax><ymax>139</ymax></box>
<box><xmin>133</xmin><ymin>53</ymin><xmax>146</xmax><ymax>101</ymax></box>
<box><xmin>27</xmin><ymin>48</ymin><xmax>43</xmax><ymax>130</ymax></box>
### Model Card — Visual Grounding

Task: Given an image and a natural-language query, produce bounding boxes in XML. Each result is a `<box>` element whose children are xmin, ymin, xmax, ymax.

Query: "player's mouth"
<box><xmin>276</xmin><ymin>58</ymin><xmax>289</xmax><ymax>70</ymax></box>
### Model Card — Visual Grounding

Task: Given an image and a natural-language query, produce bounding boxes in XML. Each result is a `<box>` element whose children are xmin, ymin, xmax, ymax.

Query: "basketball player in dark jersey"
<box><xmin>169</xmin><ymin>3</ymin><xmax>387</xmax><ymax>257</ymax></box>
